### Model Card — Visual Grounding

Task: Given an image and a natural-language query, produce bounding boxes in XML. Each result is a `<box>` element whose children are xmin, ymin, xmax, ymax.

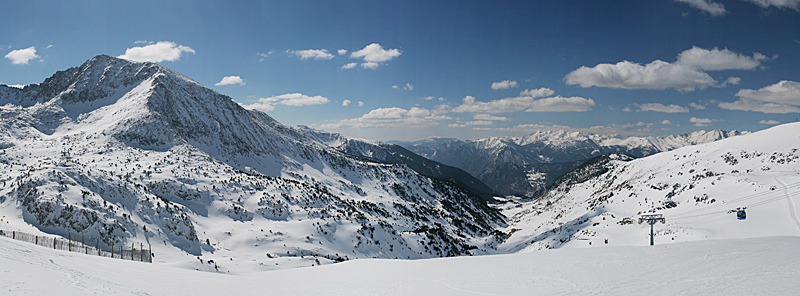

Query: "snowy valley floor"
<box><xmin>2</xmin><ymin>235</ymin><xmax>800</xmax><ymax>295</ymax></box>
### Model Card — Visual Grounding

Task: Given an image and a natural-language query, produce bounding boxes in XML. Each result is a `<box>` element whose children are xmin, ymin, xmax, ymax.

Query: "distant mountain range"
<box><xmin>391</xmin><ymin>129</ymin><xmax>747</xmax><ymax>196</ymax></box>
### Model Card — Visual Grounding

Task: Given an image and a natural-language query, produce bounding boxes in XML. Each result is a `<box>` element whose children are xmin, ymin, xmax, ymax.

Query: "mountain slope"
<box><xmin>498</xmin><ymin>122</ymin><xmax>800</xmax><ymax>252</ymax></box>
<box><xmin>0</xmin><ymin>55</ymin><xmax>505</xmax><ymax>271</ymax></box>
<box><xmin>3</xmin><ymin>234</ymin><xmax>799</xmax><ymax>295</ymax></box>
<box><xmin>288</xmin><ymin>126</ymin><xmax>495</xmax><ymax>197</ymax></box>
<box><xmin>393</xmin><ymin>129</ymin><xmax>747</xmax><ymax>196</ymax></box>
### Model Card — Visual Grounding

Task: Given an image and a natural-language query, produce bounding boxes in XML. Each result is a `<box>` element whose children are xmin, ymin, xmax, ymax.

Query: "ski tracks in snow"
<box><xmin>776</xmin><ymin>178</ymin><xmax>800</xmax><ymax>232</ymax></box>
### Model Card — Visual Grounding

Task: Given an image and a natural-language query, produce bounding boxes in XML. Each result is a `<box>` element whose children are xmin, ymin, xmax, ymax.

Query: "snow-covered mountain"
<box><xmin>392</xmin><ymin>129</ymin><xmax>747</xmax><ymax>196</ymax></box>
<box><xmin>288</xmin><ymin>125</ymin><xmax>494</xmax><ymax>196</ymax></box>
<box><xmin>0</xmin><ymin>55</ymin><xmax>505</xmax><ymax>272</ymax></box>
<box><xmin>497</xmin><ymin>122</ymin><xmax>800</xmax><ymax>252</ymax></box>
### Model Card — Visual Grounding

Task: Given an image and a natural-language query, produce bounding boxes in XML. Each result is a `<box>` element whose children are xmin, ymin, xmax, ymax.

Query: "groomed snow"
<box><xmin>2</xmin><ymin>235</ymin><xmax>799</xmax><ymax>295</ymax></box>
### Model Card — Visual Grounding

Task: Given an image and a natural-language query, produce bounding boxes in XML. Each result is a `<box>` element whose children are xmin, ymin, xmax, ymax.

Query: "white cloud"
<box><xmin>241</xmin><ymin>93</ymin><xmax>330</xmax><ymax>112</ymax></box>
<box><xmin>321</xmin><ymin>107</ymin><xmax>449</xmax><ymax>128</ymax></box>
<box><xmin>46</xmin><ymin>44</ymin><xmax>53</xmax><ymax>49</ymax></box>
<box><xmin>452</xmin><ymin>95</ymin><xmax>595</xmax><ymax>113</ymax></box>
<box><xmin>661</xmin><ymin>119</ymin><xmax>673</xmax><ymax>125</ymax></box>
<box><xmin>350</xmin><ymin>43</ymin><xmax>401</xmax><ymax>62</ymax></box>
<box><xmin>257</xmin><ymin>51</ymin><xmax>275</xmax><ymax>61</ymax></box>
<box><xmin>5</xmin><ymin>46</ymin><xmax>39</xmax><ymax>65</ymax></box>
<box><xmin>689</xmin><ymin>102</ymin><xmax>707</xmax><ymax>109</ymax></box>
<box><xmin>349</xmin><ymin>43</ymin><xmax>401</xmax><ymax>69</ymax></box>
<box><xmin>723</xmin><ymin>77</ymin><xmax>742</xmax><ymax>86</ymax></box>
<box><xmin>520</xmin><ymin>88</ymin><xmax>555</xmax><ymax>98</ymax></box>
<box><xmin>491</xmin><ymin>80</ymin><xmax>518</xmax><ymax>90</ymax></box>
<box><xmin>676</xmin><ymin>0</ymin><xmax>727</xmax><ymax>16</ymax></box>
<box><xmin>474</xmin><ymin>114</ymin><xmax>510</xmax><ymax>121</ymax></box>
<box><xmin>342</xmin><ymin>99</ymin><xmax>351</xmax><ymax>107</ymax></box>
<box><xmin>341</xmin><ymin>62</ymin><xmax>357</xmax><ymax>69</ymax></box>
<box><xmin>358</xmin><ymin>101</ymin><xmax>365</xmax><ymax>107</ymax></box>
<box><xmin>626</xmin><ymin>103</ymin><xmax>689</xmax><ymax>113</ymax></box>
<box><xmin>745</xmin><ymin>0</ymin><xmax>800</xmax><ymax>10</ymax></box>
<box><xmin>361</xmin><ymin>62</ymin><xmax>379</xmax><ymax>70</ymax></box>
<box><xmin>565</xmin><ymin>46</ymin><xmax>767</xmax><ymax>92</ymax></box>
<box><xmin>735</xmin><ymin>80</ymin><xmax>800</xmax><ymax>106</ymax></box>
<box><xmin>718</xmin><ymin>99</ymin><xmax>800</xmax><ymax>113</ymax></box>
<box><xmin>289</xmin><ymin>49</ymin><xmax>334</xmax><ymax>60</ymax></box>
<box><xmin>392</xmin><ymin>83</ymin><xmax>413</xmax><ymax>91</ymax></box>
<box><xmin>118</xmin><ymin>41</ymin><xmax>195</xmax><ymax>62</ymax></box>
<box><xmin>690</xmin><ymin>117</ymin><xmax>713</xmax><ymax>126</ymax></box>
<box><xmin>760</xmin><ymin>119</ymin><xmax>780</xmax><ymax>125</ymax></box>
<box><xmin>465</xmin><ymin>120</ymin><xmax>493</xmax><ymax>126</ymax></box>
<box><xmin>337</xmin><ymin>49</ymin><xmax>348</xmax><ymax>55</ymax></box>
<box><xmin>677</xmin><ymin>47</ymin><xmax>765</xmax><ymax>71</ymax></box>
<box><xmin>214</xmin><ymin>76</ymin><xmax>245</xmax><ymax>86</ymax></box>
<box><xmin>719</xmin><ymin>80</ymin><xmax>800</xmax><ymax>113</ymax></box>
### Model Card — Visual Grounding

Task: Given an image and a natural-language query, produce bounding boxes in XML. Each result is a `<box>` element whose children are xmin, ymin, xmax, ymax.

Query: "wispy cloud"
<box><xmin>118</xmin><ymin>41</ymin><xmax>195</xmax><ymax>62</ymax></box>
<box><xmin>342</xmin><ymin>99</ymin><xmax>351</xmax><ymax>106</ymax></box>
<box><xmin>745</xmin><ymin>0</ymin><xmax>800</xmax><ymax>11</ymax></box>
<box><xmin>624</xmin><ymin>103</ymin><xmax>689</xmax><ymax>113</ymax></box>
<box><xmin>288</xmin><ymin>49</ymin><xmax>334</xmax><ymax>60</ymax></box>
<box><xmin>241</xmin><ymin>93</ymin><xmax>330</xmax><ymax>112</ymax></box>
<box><xmin>215</xmin><ymin>76</ymin><xmax>245</xmax><ymax>86</ymax></box>
<box><xmin>321</xmin><ymin>107</ymin><xmax>449</xmax><ymax>128</ymax></box>
<box><xmin>690</xmin><ymin>117</ymin><xmax>713</xmax><ymax>126</ymax></box>
<box><xmin>341</xmin><ymin>62</ymin><xmax>357</xmax><ymax>69</ymax></box>
<box><xmin>760</xmin><ymin>119</ymin><xmax>780</xmax><ymax>125</ymax></box>
<box><xmin>5</xmin><ymin>46</ymin><xmax>39</xmax><ymax>65</ymax></box>
<box><xmin>451</xmin><ymin>95</ymin><xmax>595</xmax><ymax>113</ymax></box>
<box><xmin>719</xmin><ymin>80</ymin><xmax>800</xmax><ymax>113</ymax></box>
<box><xmin>392</xmin><ymin>83</ymin><xmax>413</xmax><ymax>91</ymax></box>
<box><xmin>676</xmin><ymin>0</ymin><xmax>727</xmax><ymax>16</ymax></box>
<box><xmin>491</xmin><ymin>80</ymin><xmax>518</xmax><ymax>90</ymax></box>
<box><xmin>565</xmin><ymin>46</ymin><xmax>767</xmax><ymax>92</ymax></box>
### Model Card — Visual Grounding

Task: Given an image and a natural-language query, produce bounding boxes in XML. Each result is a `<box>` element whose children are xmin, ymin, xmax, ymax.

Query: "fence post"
<box><xmin>140</xmin><ymin>243</ymin><xmax>143</xmax><ymax>262</ymax></box>
<box><xmin>82</xmin><ymin>234</ymin><xmax>85</xmax><ymax>254</ymax></box>
<box><xmin>12</xmin><ymin>231</ymin><xmax>15</xmax><ymax>239</ymax></box>
<box><xmin>68</xmin><ymin>233</ymin><xmax>71</xmax><ymax>251</ymax></box>
<box><xmin>96</xmin><ymin>240</ymin><xmax>100</xmax><ymax>256</ymax></box>
<box><xmin>111</xmin><ymin>243</ymin><xmax>114</xmax><ymax>258</ymax></box>
<box><xmin>131</xmin><ymin>243</ymin><xmax>135</xmax><ymax>261</ymax></box>
<box><xmin>149</xmin><ymin>243</ymin><xmax>152</xmax><ymax>263</ymax></box>
<box><xmin>54</xmin><ymin>237</ymin><xmax>57</xmax><ymax>249</ymax></box>
<box><xmin>35</xmin><ymin>236</ymin><xmax>38</xmax><ymax>245</ymax></box>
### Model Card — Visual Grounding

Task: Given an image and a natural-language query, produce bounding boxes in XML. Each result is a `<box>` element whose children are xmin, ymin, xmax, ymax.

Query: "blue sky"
<box><xmin>1</xmin><ymin>0</ymin><xmax>799</xmax><ymax>141</ymax></box>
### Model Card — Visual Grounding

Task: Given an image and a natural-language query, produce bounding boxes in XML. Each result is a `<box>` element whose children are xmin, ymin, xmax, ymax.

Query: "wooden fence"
<box><xmin>0</xmin><ymin>229</ymin><xmax>152</xmax><ymax>263</ymax></box>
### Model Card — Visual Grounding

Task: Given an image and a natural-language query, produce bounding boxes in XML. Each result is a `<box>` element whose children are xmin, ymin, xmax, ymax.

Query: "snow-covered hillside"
<box><xmin>2</xmin><ymin>234</ymin><xmax>799</xmax><ymax>295</ymax></box>
<box><xmin>0</xmin><ymin>55</ymin><xmax>505</xmax><ymax>272</ymax></box>
<box><xmin>393</xmin><ymin>129</ymin><xmax>747</xmax><ymax>196</ymax></box>
<box><xmin>499</xmin><ymin>123</ymin><xmax>800</xmax><ymax>252</ymax></box>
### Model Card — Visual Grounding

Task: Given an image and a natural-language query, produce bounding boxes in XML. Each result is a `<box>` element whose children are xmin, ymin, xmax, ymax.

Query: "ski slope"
<box><xmin>500</xmin><ymin>122</ymin><xmax>800</xmax><ymax>252</ymax></box>
<box><xmin>1</xmin><ymin>234</ymin><xmax>799</xmax><ymax>295</ymax></box>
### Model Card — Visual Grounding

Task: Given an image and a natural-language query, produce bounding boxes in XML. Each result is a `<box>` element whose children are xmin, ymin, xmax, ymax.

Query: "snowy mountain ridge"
<box><xmin>0</xmin><ymin>55</ymin><xmax>505</xmax><ymax>272</ymax></box>
<box><xmin>393</xmin><ymin>129</ymin><xmax>747</xmax><ymax>196</ymax></box>
<box><xmin>498</xmin><ymin>122</ymin><xmax>800</xmax><ymax>252</ymax></box>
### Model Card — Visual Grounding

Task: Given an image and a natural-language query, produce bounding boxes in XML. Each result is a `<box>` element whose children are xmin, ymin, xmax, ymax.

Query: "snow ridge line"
<box><xmin>776</xmin><ymin>178</ymin><xmax>800</xmax><ymax>232</ymax></box>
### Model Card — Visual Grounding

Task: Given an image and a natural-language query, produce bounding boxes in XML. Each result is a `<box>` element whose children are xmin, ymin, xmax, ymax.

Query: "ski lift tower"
<box><xmin>639</xmin><ymin>214</ymin><xmax>665</xmax><ymax>246</ymax></box>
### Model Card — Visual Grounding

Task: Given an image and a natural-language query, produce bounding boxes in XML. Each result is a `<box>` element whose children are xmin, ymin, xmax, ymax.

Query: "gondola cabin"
<box><xmin>736</xmin><ymin>208</ymin><xmax>747</xmax><ymax>220</ymax></box>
